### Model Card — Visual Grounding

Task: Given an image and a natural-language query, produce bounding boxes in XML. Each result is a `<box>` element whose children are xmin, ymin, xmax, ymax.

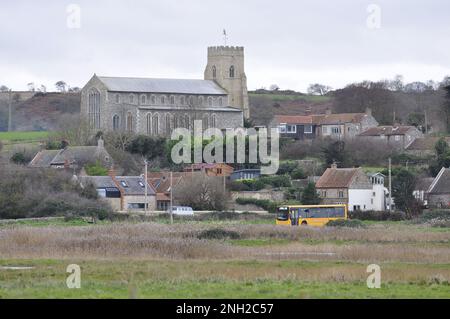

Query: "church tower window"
<box><xmin>126</xmin><ymin>112</ymin><xmax>133</xmax><ymax>132</ymax></box>
<box><xmin>229</xmin><ymin>65</ymin><xmax>235</xmax><ymax>78</ymax></box>
<box><xmin>212</xmin><ymin>66</ymin><xmax>217</xmax><ymax>78</ymax></box>
<box><xmin>88</xmin><ymin>88</ymin><xmax>100</xmax><ymax>130</ymax></box>
<box><xmin>113</xmin><ymin>114</ymin><xmax>120</xmax><ymax>131</ymax></box>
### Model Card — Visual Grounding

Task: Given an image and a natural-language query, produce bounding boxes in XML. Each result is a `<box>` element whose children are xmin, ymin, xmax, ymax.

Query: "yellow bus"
<box><xmin>276</xmin><ymin>204</ymin><xmax>348</xmax><ymax>227</ymax></box>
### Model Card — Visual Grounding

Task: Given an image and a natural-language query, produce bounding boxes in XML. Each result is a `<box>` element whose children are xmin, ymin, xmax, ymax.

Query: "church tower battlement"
<box><xmin>204</xmin><ymin>46</ymin><xmax>249</xmax><ymax>118</ymax></box>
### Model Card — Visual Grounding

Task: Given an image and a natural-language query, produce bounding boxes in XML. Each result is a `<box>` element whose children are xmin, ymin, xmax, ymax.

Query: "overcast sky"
<box><xmin>1</xmin><ymin>0</ymin><xmax>449</xmax><ymax>92</ymax></box>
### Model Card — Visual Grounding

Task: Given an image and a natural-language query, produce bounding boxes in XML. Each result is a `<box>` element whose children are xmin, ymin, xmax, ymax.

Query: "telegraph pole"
<box><xmin>144</xmin><ymin>159</ymin><xmax>148</xmax><ymax>214</ymax></box>
<box><xmin>8</xmin><ymin>89</ymin><xmax>12</xmax><ymax>132</ymax></box>
<box><xmin>170</xmin><ymin>171</ymin><xmax>174</xmax><ymax>224</ymax></box>
<box><xmin>388</xmin><ymin>157</ymin><xmax>392</xmax><ymax>212</ymax></box>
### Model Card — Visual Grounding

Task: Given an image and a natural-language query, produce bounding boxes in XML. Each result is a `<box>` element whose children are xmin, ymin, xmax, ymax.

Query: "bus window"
<box><xmin>329</xmin><ymin>207</ymin><xmax>345</xmax><ymax>217</ymax></box>
<box><xmin>308</xmin><ymin>208</ymin><xmax>328</xmax><ymax>218</ymax></box>
<box><xmin>277</xmin><ymin>207</ymin><xmax>289</xmax><ymax>221</ymax></box>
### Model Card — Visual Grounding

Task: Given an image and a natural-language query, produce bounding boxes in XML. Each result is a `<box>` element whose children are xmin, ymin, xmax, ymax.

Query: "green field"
<box><xmin>0</xmin><ymin>131</ymin><xmax>49</xmax><ymax>144</ymax></box>
<box><xmin>0</xmin><ymin>217</ymin><xmax>449</xmax><ymax>299</ymax></box>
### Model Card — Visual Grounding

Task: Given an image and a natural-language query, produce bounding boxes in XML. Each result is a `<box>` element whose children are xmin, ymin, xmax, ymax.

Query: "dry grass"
<box><xmin>0</xmin><ymin>222</ymin><xmax>449</xmax><ymax>264</ymax></box>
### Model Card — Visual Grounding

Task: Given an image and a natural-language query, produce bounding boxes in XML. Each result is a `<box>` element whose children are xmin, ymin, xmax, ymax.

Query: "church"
<box><xmin>80</xmin><ymin>46</ymin><xmax>249</xmax><ymax>137</ymax></box>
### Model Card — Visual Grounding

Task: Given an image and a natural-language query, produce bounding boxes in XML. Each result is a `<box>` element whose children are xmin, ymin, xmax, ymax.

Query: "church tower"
<box><xmin>204</xmin><ymin>46</ymin><xmax>250</xmax><ymax>118</ymax></box>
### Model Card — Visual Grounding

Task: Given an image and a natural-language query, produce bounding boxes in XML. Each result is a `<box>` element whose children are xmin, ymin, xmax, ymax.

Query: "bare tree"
<box><xmin>55</xmin><ymin>81</ymin><xmax>67</xmax><ymax>93</ymax></box>
<box><xmin>0</xmin><ymin>85</ymin><xmax>9</xmax><ymax>92</ymax></box>
<box><xmin>307</xmin><ymin>83</ymin><xmax>332</xmax><ymax>96</ymax></box>
<box><xmin>175</xmin><ymin>174</ymin><xmax>228</xmax><ymax>211</ymax></box>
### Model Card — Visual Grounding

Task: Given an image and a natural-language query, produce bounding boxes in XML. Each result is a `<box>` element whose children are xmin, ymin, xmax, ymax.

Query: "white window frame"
<box><xmin>279</xmin><ymin>124</ymin><xmax>287</xmax><ymax>133</ymax></box>
<box><xmin>304</xmin><ymin>124</ymin><xmax>313</xmax><ymax>134</ymax></box>
<box><xmin>286</xmin><ymin>124</ymin><xmax>297</xmax><ymax>134</ymax></box>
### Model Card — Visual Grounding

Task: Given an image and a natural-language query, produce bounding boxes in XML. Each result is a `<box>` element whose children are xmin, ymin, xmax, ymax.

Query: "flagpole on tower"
<box><xmin>223</xmin><ymin>29</ymin><xmax>228</xmax><ymax>46</ymax></box>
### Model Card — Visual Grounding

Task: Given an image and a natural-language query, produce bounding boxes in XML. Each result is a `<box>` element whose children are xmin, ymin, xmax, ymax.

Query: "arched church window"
<box><xmin>180</xmin><ymin>96</ymin><xmax>185</xmax><ymax>105</ymax></box>
<box><xmin>184</xmin><ymin>114</ymin><xmax>190</xmax><ymax>129</ymax></box>
<box><xmin>212</xmin><ymin>66</ymin><xmax>217</xmax><ymax>78</ymax></box>
<box><xmin>152</xmin><ymin>114</ymin><xmax>159</xmax><ymax>135</ymax></box>
<box><xmin>160</xmin><ymin>95</ymin><xmax>166</xmax><ymax>105</ymax></box>
<box><xmin>141</xmin><ymin>95</ymin><xmax>146</xmax><ymax>104</ymax></box>
<box><xmin>151</xmin><ymin>95</ymin><xmax>156</xmax><ymax>104</ymax></box>
<box><xmin>126</xmin><ymin>112</ymin><xmax>133</xmax><ymax>132</ymax></box>
<box><xmin>88</xmin><ymin>89</ymin><xmax>101</xmax><ymax>130</ymax></box>
<box><xmin>170</xmin><ymin>95</ymin><xmax>175</xmax><ymax>105</ymax></box>
<box><xmin>165</xmin><ymin>114</ymin><xmax>171</xmax><ymax>135</ymax></box>
<box><xmin>211</xmin><ymin>114</ymin><xmax>216</xmax><ymax>128</ymax></box>
<box><xmin>115</xmin><ymin>94</ymin><xmax>120</xmax><ymax>104</ymax></box>
<box><xmin>146</xmin><ymin>113</ymin><xmax>152</xmax><ymax>135</ymax></box>
<box><xmin>202</xmin><ymin>114</ymin><xmax>209</xmax><ymax>130</ymax></box>
<box><xmin>129</xmin><ymin>94</ymin><xmax>135</xmax><ymax>104</ymax></box>
<box><xmin>218</xmin><ymin>97</ymin><xmax>223</xmax><ymax>106</ymax></box>
<box><xmin>208</xmin><ymin>97</ymin><xmax>213</xmax><ymax>107</ymax></box>
<box><xmin>113</xmin><ymin>114</ymin><xmax>120</xmax><ymax>131</ymax></box>
<box><xmin>199</xmin><ymin>96</ymin><xmax>204</xmax><ymax>105</ymax></box>
<box><xmin>229</xmin><ymin>65</ymin><xmax>235</xmax><ymax>78</ymax></box>
<box><xmin>189</xmin><ymin>96</ymin><xmax>194</xmax><ymax>106</ymax></box>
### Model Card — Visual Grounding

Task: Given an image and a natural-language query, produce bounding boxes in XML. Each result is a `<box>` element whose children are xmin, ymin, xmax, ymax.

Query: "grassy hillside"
<box><xmin>249</xmin><ymin>92</ymin><xmax>333</xmax><ymax>126</ymax></box>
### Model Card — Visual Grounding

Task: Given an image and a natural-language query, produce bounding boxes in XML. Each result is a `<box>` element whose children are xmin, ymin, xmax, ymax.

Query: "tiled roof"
<box><xmin>406</xmin><ymin>137</ymin><xmax>450</xmax><ymax>151</ymax></box>
<box><xmin>115</xmin><ymin>176</ymin><xmax>155</xmax><ymax>195</ymax></box>
<box><xmin>316</xmin><ymin>168</ymin><xmax>360</xmax><ymax>188</ymax></box>
<box><xmin>415</xmin><ymin>177</ymin><xmax>435</xmax><ymax>191</ymax></box>
<box><xmin>312</xmin><ymin>113</ymin><xmax>368</xmax><ymax>125</ymax></box>
<box><xmin>358</xmin><ymin>126</ymin><xmax>415</xmax><ymax>136</ymax></box>
<box><xmin>428</xmin><ymin>168</ymin><xmax>450</xmax><ymax>194</ymax></box>
<box><xmin>29</xmin><ymin>146</ymin><xmax>111</xmax><ymax>168</ymax></box>
<box><xmin>274</xmin><ymin>115</ymin><xmax>313</xmax><ymax>124</ymax></box>
<box><xmin>98</xmin><ymin>76</ymin><xmax>227</xmax><ymax>95</ymax></box>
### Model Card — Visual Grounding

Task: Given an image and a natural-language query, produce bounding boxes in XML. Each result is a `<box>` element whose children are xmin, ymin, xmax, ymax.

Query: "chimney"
<box><xmin>326</xmin><ymin>109</ymin><xmax>332</xmax><ymax>115</ymax></box>
<box><xmin>331</xmin><ymin>163</ymin><xmax>338</xmax><ymax>169</ymax></box>
<box><xmin>97</xmin><ymin>137</ymin><xmax>104</xmax><ymax>148</ymax></box>
<box><xmin>365</xmin><ymin>108</ymin><xmax>372</xmax><ymax>116</ymax></box>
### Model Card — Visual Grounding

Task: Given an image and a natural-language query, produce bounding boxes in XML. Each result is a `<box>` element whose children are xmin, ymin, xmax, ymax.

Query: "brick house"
<box><xmin>313</xmin><ymin>108</ymin><xmax>378</xmax><ymax>140</ymax></box>
<box><xmin>315</xmin><ymin>164</ymin><xmax>384</xmax><ymax>212</ymax></box>
<box><xmin>79</xmin><ymin>174</ymin><xmax>156</xmax><ymax>212</ymax></box>
<box><xmin>183</xmin><ymin>163</ymin><xmax>233</xmax><ymax>177</ymax></box>
<box><xmin>357</xmin><ymin>125</ymin><xmax>423</xmax><ymax>150</ymax></box>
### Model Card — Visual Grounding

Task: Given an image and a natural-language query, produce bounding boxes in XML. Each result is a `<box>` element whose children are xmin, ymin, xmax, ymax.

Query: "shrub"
<box><xmin>85</xmin><ymin>161</ymin><xmax>108</xmax><ymax>176</ymax></box>
<box><xmin>348</xmin><ymin>210</ymin><xmax>406</xmax><ymax>221</ymax></box>
<box><xmin>197</xmin><ymin>228</ymin><xmax>240</xmax><ymax>240</ymax></box>
<box><xmin>235</xmin><ymin>198</ymin><xmax>278</xmax><ymax>213</ymax></box>
<box><xmin>260</xmin><ymin>175</ymin><xmax>291</xmax><ymax>188</ymax></box>
<box><xmin>419</xmin><ymin>210</ymin><xmax>450</xmax><ymax>221</ymax></box>
<box><xmin>277</xmin><ymin>161</ymin><xmax>298</xmax><ymax>175</ymax></box>
<box><xmin>10</xmin><ymin>152</ymin><xmax>28</xmax><ymax>165</ymax></box>
<box><xmin>326</xmin><ymin>219</ymin><xmax>366</xmax><ymax>228</ymax></box>
<box><xmin>291</xmin><ymin>168</ymin><xmax>306</xmax><ymax>179</ymax></box>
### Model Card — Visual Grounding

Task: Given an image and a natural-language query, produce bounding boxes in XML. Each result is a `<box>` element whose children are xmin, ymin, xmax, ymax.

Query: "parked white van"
<box><xmin>170</xmin><ymin>206</ymin><xmax>194</xmax><ymax>216</ymax></box>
